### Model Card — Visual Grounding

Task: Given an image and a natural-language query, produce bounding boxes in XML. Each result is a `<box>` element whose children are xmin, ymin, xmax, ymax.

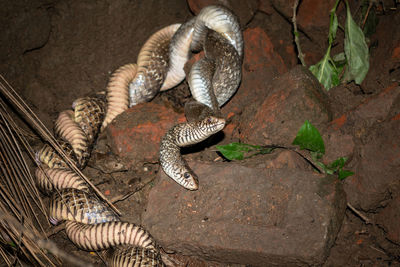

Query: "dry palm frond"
<box><xmin>0</xmin><ymin>75</ymin><xmax>120</xmax><ymax>216</ymax></box>
<box><xmin>0</xmin><ymin>76</ymin><xmax>112</xmax><ymax>266</ymax></box>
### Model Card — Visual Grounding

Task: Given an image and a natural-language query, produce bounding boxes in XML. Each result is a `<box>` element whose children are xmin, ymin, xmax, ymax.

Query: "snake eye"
<box><xmin>207</xmin><ymin>117</ymin><xmax>212</xmax><ymax>124</ymax></box>
<box><xmin>183</xmin><ymin>172</ymin><xmax>191</xmax><ymax>179</ymax></box>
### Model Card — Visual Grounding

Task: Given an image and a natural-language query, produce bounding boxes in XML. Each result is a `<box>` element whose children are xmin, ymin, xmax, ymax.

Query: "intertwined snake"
<box><xmin>35</xmin><ymin>5</ymin><xmax>242</xmax><ymax>266</ymax></box>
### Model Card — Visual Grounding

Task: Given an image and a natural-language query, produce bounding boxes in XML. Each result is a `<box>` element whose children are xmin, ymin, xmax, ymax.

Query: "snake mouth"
<box><xmin>187</xmin><ymin>183</ymin><xmax>199</xmax><ymax>191</ymax></box>
<box><xmin>211</xmin><ymin>117</ymin><xmax>226</xmax><ymax>132</ymax></box>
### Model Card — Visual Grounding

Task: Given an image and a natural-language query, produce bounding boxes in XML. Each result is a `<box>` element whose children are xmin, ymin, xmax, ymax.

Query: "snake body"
<box><xmin>35</xmin><ymin>167</ymin><xmax>89</xmax><ymax>194</ymax></box>
<box><xmin>159</xmin><ymin>116</ymin><xmax>225</xmax><ymax>190</ymax></box>
<box><xmin>159</xmin><ymin>5</ymin><xmax>243</xmax><ymax>190</ymax></box>
<box><xmin>106</xmin><ymin>246</ymin><xmax>165</xmax><ymax>267</ymax></box>
<box><xmin>129</xmin><ymin>24</ymin><xmax>181</xmax><ymax>107</ymax></box>
<box><xmin>72</xmin><ymin>93</ymin><xmax>106</xmax><ymax>144</ymax></box>
<box><xmin>102</xmin><ymin>63</ymin><xmax>137</xmax><ymax>131</ymax></box>
<box><xmin>36</xmin><ymin>140</ymin><xmax>77</xmax><ymax>169</ymax></box>
<box><xmin>48</xmin><ymin>188</ymin><xmax>120</xmax><ymax>225</ymax></box>
<box><xmin>65</xmin><ymin>221</ymin><xmax>156</xmax><ymax>251</ymax></box>
<box><xmin>36</xmin><ymin>94</ymin><xmax>160</xmax><ymax>264</ymax></box>
<box><xmin>35</xmin><ymin>4</ymin><xmax>242</xmax><ymax>265</ymax></box>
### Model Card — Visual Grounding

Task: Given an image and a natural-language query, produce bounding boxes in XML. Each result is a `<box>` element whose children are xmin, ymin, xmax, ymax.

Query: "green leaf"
<box><xmin>216</xmin><ymin>143</ymin><xmax>246</xmax><ymax>160</ymax></box>
<box><xmin>338</xmin><ymin>169</ymin><xmax>354</xmax><ymax>180</ymax></box>
<box><xmin>329</xmin><ymin>11</ymin><xmax>339</xmax><ymax>44</ymax></box>
<box><xmin>328</xmin><ymin>157</ymin><xmax>348</xmax><ymax>170</ymax></box>
<box><xmin>333</xmin><ymin>52</ymin><xmax>346</xmax><ymax>64</ymax></box>
<box><xmin>309</xmin><ymin>48</ymin><xmax>341</xmax><ymax>90</ymax></box>
<box><xmin>216</xmin><ymin>143</ymin><xmax>276</xmax><ymax>160</ymax></box>
<box><xmin>343</xmin><ymin>1</ymin><xmax>370</xmax><ymax>84</ymax></box>
<box><xmin>292</xmin><ymin>120</ymin><xmax>325</xmax><ymax>154</ymax></box>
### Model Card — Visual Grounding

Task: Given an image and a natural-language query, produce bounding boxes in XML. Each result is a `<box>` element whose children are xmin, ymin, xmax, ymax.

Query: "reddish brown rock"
<box><xmin>187</xmin><ymin>0</ymin><xmax>258</xmax><ymax>27</ymax></box>
<box><xmin>343</xmin><ymin>118</ymin><xmax>400</xmax><ymax>211</ymax></box>
<box><xmin>142</xmin><ymin>153</ymin><xmax>346</xmax><ymax>265</ymax></box>
<box><xmin>258</xmin><ymin>0</ymin><xmax>274</xmax><ymax>15</ymax></box>
<box><xmin>363</xmin><ymin>11</ymin><xmax>400</xmax><ymax>93</ymax></box>
<box><xmin>322</xmin><ymin>131</ymin><xmax>355</xmax><ymax>164</ymax></box>
<box><xmin>326</xmin><ymin>84</ymin><xmax>400</xmax><ymax>210</ymax></box>
<box><xmin>107</xmin><ymin>102</ymin><xmax>185</xmax><ymax>167</ymax></box>
<box><xmin>329</xmin><ymin>83</ymin><xmax>400</xmax><ymax>135</ymax></box>
<box><xmin>239</xmin><ymin>65</ymin><xmax>332</xmax><ymax>146</ymax></box>
<box><xmin>377</xmin><ymin>196</ymin><xmax>400</xmax><ymax>245</ymax></box>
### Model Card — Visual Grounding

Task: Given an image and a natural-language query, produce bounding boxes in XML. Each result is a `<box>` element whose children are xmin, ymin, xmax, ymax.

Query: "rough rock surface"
<box><xmin>362</xmin><ymin>11</ymin><xmax>400</xmax><ymax>93</ymax></box>
<box><xmin>107</xmin><ymin>102</ymin><xmax>185</xmax><ymax>167</ymax></box>
<box><xmin>377</xmin><ymin>195</ymin><xmax>400</xmax><ymax>245</ymax></box>
<box><xmin>143</xmin><ymin>152</ymin><xmax>346</xmax><ymax>266</ymax></box>
<box><xmin>328</xmin><ymin>84</ymin><xmax>400</xmax><ymax>210</ymax></box>
<box><xmin>239</xmin><ymin>65</ymin><xmax>332</xmax><ymax>146</ymax></box>
<box><xmin>344</xmin><ymin>117</ymin><xmax>400</xmax><ymax>211</ymax></box>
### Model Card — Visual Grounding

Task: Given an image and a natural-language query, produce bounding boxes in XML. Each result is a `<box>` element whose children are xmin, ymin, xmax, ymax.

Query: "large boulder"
<box><xmin>142</xmin><ymin>152</ymin><xmax>346</xmax><ymax>266</ymax></box>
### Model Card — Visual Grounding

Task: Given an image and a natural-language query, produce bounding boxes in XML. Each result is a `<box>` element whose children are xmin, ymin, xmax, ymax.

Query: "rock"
<box><xmin>329</xmin><ymin>83</ymin><xmax>400</xmax><ymax>135</ymax></box>
<box><xmin>239</xmin><ymin>65</ymin><xmax>332</xmax><ymax>146</ymax></box>
<box><xmin>363</xmin><ymin>11</ymin><xmax>400</xmax><ymax>93</ymax></box>
<box><xmin>142</xmin><ymin>153</ymin><xmax>346</xmax><ymax>265</ymax></box>
<box><xmin>258</xmin><ymin>0</ymin><xmax>274</xmax><ymax>15</ymax></box>
<box><xmin>343</xmin><ymin>118</ymin><xmax>400</xmax><ymax>211</ymax></box>
<box><xmin>322</xmin><ymin>131</ymin><xmax>355</xmax><ymax>164</ymax></box>
<box><xmin>107</xmin><ymin>102</ymin><xmax>185</xmax><ymax>167</ymax></box>
<box><xmin>187</xmin><ymin>0</ymin><xmax>259</xmax><ymax>27</ymax></box>
<box><xmin>223</xmin><ymin>27</ymin><xmax>287</xmax><ymax>139</ymax></box>
<box><xmin>326</xmin><ymin>84</ymin><xmax>400</xmax><ymax>210</ymax></box>
<box><xmin>377</xmin><ymin>196</ymin><xmax>400</xmax><ymax>245</ymax></box>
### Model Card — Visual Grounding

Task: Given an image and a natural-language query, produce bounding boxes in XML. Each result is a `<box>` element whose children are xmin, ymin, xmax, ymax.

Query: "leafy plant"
<box><xmin>216</xmin><ymin>121</ymin><xmax>354</xmax><ymax>180</ymax></box>
<box><xmin>292</xmin><ymin>120</ymin><xmax>354</xmax><ymax>180</ymax></box>
<box><xmin>308</xmin><ymin>0</ymin><xmax>369</xmax><ymax>90</ymax></box>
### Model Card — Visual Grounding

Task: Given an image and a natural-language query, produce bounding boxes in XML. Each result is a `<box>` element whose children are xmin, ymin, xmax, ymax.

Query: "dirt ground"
<box><xmin>1</xmin><ymin>0</ymin><xmax>400</xmax><ymax>266</ymax></box>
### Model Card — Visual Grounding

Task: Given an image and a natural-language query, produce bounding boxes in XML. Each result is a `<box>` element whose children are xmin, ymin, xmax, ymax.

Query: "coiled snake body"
<box><xmin>35</xmin><ymin>5</ymin><xmax>242</xmax><ymax>266</ymax></box>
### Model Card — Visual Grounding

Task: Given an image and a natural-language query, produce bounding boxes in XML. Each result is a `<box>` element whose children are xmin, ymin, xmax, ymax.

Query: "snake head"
<box><xmin>200</xmin><ymin>116</ymin><xmax>226</xmax><ymax>134</ymax></box>
<box><xmin>180</xmin><ymin>170</ymin><xmax>199</xmax><ymax>191</ymax></box>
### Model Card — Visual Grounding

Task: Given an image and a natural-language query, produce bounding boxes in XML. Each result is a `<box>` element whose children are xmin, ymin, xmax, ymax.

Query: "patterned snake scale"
<box><xmin>105</xmin><ymin>246</ymin><xmax>165</xmax><ymax>267</ymax></box>
<box><xmin>160</xmin><ymin>5</ymin><xmax>243</xmax><ymax>190</ymax></box>
<box><xmin>36</xmin><ymin>94</ymin><xmax>159</xmax><ymax>263</ymax></box>
<box><xmin>34</xmin><ymin>4</ymin><xmax>242</xmax><ymax>265</ymax></box>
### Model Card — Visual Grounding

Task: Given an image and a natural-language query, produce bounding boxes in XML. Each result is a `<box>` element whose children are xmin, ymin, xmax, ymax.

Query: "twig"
<box><xmin>0</xmin><ymin>76</ymin><xmax>120</xmax><ymax>216</ymax></box>
<box><xmin>110</xmin><ymin>179</ymin><xmax>155</xmax><ymax>203</ymax></box>
<box><xmin>292</xmin><ymin>0</ymin><xmax>307</xmax><ymax>66</ymax></box>
<box><xmin>362</xmin><ymin>1</ymin><xmax>374</xmax><ymax>29</ymax></box>
<box><xmin>347</xmin><ymin>202</ymin><xmax>372</xmax><ymax>224</ymax></box>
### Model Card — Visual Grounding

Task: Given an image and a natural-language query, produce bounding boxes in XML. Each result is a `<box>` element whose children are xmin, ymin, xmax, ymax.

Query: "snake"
<box><xmin>34</xmin><ymin>4</ymin><xmax>242</xmax><ymax>265</ymax></box>
<box><xmin>159</xmin><ymin>5</ymin><xmax>243</xmax><ymax>190</ymax></box>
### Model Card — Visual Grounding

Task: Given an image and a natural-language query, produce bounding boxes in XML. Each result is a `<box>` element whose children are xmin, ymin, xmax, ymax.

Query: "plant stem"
<box><xmin>292</xmin><ymin>0</ymin><xmax>306</xmax><ymax>66</ymax></box>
